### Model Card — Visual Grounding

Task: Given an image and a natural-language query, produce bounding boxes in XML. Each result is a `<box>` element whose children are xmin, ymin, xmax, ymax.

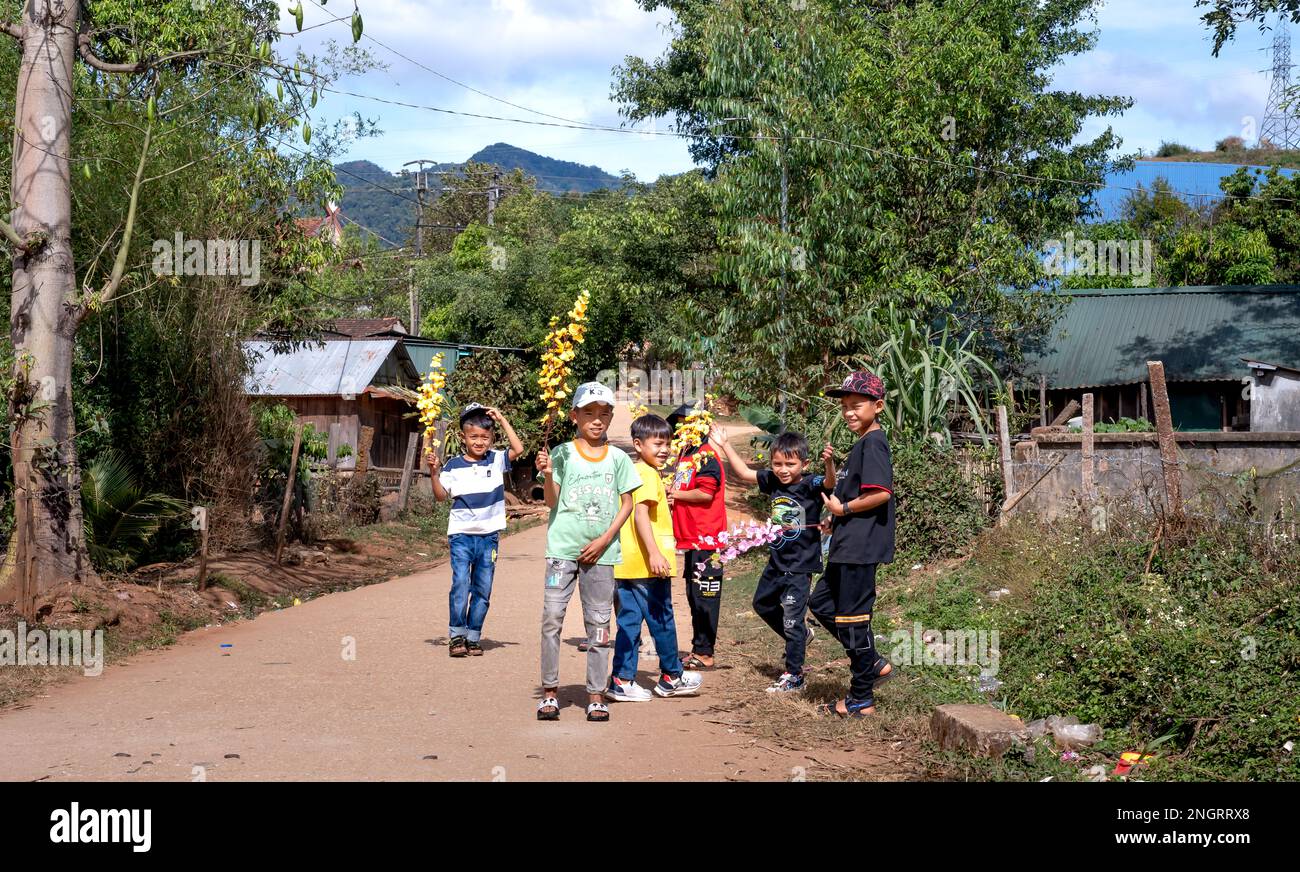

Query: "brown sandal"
<box><xmin>449</xmin><ymin>636</ymin><xmax>469</xmax><ymax>657</ymax></box>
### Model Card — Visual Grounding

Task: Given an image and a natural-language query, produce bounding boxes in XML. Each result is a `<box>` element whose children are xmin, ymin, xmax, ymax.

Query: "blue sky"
<box><xmin>286</xmin><ymin>0</ymin><xmax>1287</xmax><ymax>181</ymax></box>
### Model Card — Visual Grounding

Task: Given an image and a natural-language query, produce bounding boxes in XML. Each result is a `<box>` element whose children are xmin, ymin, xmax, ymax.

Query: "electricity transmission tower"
<box><xmin>1261</xmin><ymin>16</ymin><xmax>1300</xmax><ymax>148</ymax></box>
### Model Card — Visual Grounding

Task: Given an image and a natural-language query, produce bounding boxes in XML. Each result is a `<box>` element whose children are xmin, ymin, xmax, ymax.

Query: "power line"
<box><xmin>301</xmin><ymin>0</ymin><xmax>595</xmax><ymax>129</ymax></box>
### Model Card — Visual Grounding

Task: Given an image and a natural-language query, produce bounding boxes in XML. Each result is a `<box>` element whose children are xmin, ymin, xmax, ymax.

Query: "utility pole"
<box><xmin>778</xmin><ymin>128</ymin><xmax>789</xmax><ymax>433</ymax></box>
<box><xmin>487</xmin><ymin>169</ymin><xmax>501</xmax><ymax>227</ymax></box>
<box><xmin>403</xmin><ymin>159</ymin><xmax>438</xmax><ymax>333</ymax></box>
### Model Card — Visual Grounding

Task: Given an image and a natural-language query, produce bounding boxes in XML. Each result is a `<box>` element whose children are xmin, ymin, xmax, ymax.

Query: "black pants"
<box><xmin>809</xmin><ymin>562</ymin><xmax>878</xmax><ymax>700</ymax></box>
<box><xmin>684</xmin><ymin>550</ymin><xmax>723</xmax><ymax>656</ymax></box>
<box><xmin>753</xmin><ymin>564</ymin><xmax>811</xmax><ymax>674</ymax></box>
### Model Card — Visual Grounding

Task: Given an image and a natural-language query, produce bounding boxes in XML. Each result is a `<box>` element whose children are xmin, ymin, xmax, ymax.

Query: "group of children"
<box><xmin>427</xmin><ymin>370</ymin><xmax>896</xmax><ymax>723</ymax></box>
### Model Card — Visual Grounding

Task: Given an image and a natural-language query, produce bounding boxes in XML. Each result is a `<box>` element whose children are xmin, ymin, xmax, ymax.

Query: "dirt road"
<box><xmin>0</xmin><ymin>407</ymin><xmax>846</xmax><ymax>781</ymax></box>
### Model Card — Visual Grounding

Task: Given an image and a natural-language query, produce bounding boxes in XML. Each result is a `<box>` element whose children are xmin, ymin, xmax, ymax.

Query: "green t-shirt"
<box><xmin>546</xmin><ymin>440</ymin><xmax>640</xmax><ymax>565</ymax></box>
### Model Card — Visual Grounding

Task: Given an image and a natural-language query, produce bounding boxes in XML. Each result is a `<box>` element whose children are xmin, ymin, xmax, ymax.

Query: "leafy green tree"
<box><xmin>0</xmin><ymin>0</ymin><xmax>367</xmax><ymax>600</ymax></box>
<box><xmin>620</xmin><ymin>0</ymin><xmax>1129</xmax><ymax>412</ymax></box>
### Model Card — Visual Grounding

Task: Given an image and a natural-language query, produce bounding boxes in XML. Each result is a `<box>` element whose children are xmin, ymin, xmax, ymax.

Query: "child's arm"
<box><xmin>707</xmin><ymin>425</ymin><xmax>759</xmax><ymax>485</ymax></box>
<box><xmin>578</xmin><ymin>491</ymin><xmax>634</xmax><ymax>565</ymax></box>
<box><xmin>669</xmin><ymin>485</ymin><xmax>713</xmax><ymax>505</ymax></box>
<box><xmin>537</xmin><ymin>446</ymin><xmax>558</xmax><ymax>508</ymax></box>
<box><xmin>488</xmin><ymin>407</ymin><xmax>525</xmax><ymax>462</ymax></box>
<box><xmin>427</xmin><ymin>449</ymin><xmax>450</xmax><ymax>502</ymax></box>
<box><xmin>821</xmin><ymin>441</ymin><xmax>837</xmax><ymax>491</ymax></box>
<box><xmin>822</xmin><ymin>488</ymin><xmax>891</xmax><ymax>516</ymax></box>
<box><xmin>633</xmin><ymin>502</ymin><xmax>672</xmax><ymax>577</ymax></box>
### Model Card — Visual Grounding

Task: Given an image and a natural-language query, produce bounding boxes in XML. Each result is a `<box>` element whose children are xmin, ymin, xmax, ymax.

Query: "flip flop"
<box><xmin>683</xmin><ymin>654</ymin><xmax>714</xmax><ymax>670</ymax></box>
<box><xmin>872</xmin><ymin>656</ymin><xmax>894</xmax><ymax>689</ymax></box>
<box><xmin>536</xmin><ymin>696</ymin><xmax>560</xmax><ymax>721</ymax></box>
<box><xmin>586</xmin><ymin>702</ymin><xmax>610</xmax><ymax>722</ymax></box>
<box><xmin>817</xmin><ymin>696</ymin><xmax>876</xmax><ymax>718</ymax></box>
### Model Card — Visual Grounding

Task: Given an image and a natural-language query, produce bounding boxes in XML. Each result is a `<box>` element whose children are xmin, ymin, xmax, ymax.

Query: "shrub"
<box><xmin>891</xmin><ymin>513</ymin><xmax>1300</xmax><ymax>781</ymax></box>
<box><xmin>892</xmin><ymin>438</ymin><xmax>999</xmax><ymax>564</ymax></box>
<box><xmin>1155</xmin><ymin>140</ymin><xmax>1194</xmax><ymax>157</ymax></box>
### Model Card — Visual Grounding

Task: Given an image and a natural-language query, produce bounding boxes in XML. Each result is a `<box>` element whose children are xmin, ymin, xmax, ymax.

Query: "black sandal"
<box><xmin>817</xmin><ymin>696</ymin><xmax>876</xmax><ymax>718</ymax></box>
<box><xmin>683</xmin><ymin>654</ymin><xmax>713</xmax><ymax>670</ymax></box>
<box><xmin>467</xmin><ymin>640</ymin><xmax>484</xmax><ymax>656</ymax></box>
<box><xmin>872</xmin><ymin>656</ymin><xmax>893</xmax><ymax>689</ymax></box>
<box><xmin>449</xmin><ymin>636</ymin><xmax>469</xmax><ymax>657</ymax></box>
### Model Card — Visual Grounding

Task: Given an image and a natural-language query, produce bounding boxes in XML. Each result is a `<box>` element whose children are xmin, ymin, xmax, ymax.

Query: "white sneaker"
<box><xmin>653</xmin><ymin>670</ymin><xmax>703</xmax><ymax>697</ymax></box>
<box><xmin>606</xmin><ymin>677</ymin><xmax>653</xmax><ymax>702</ymax></box>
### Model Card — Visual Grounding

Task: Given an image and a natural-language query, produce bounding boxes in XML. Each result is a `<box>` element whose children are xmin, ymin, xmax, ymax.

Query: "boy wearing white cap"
<box><xmin>533</xmin><ymin>381</ymin><xmax>640</xmax><ymax>722</ymax></box>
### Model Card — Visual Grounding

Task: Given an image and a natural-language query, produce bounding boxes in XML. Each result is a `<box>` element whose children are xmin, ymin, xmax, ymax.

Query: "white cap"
<box><xmin>572</xmin><ymin>381</ymin><xmax>615</xmax><ymax>409</ymax></box>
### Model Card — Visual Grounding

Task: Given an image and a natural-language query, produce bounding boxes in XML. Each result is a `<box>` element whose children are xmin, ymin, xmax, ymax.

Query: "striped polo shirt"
<box><xmin>439</xmin><ymin>449</ymin><xmax>511</xmax><ymax>535</ymax></box>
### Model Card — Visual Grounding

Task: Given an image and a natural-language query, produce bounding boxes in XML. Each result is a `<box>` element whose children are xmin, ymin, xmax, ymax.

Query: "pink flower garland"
<box><xmin>693</xmin><ymin>521</ymin><xmax>788</xmax><ymax>577</ymax></box>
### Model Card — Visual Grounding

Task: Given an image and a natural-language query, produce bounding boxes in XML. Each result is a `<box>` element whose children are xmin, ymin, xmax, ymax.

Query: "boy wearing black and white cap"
<box><xmin>427</xmin><ymin>403</ymin><xmax>524</xmax><ymax>658</ymax></box>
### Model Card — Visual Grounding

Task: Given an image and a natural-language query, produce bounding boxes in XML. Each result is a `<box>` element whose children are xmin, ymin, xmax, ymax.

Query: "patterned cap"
<box><xmin>459</xmin><ymin>402</ymin><xmax>491</xmax><ymax>427</ymax></box>
<box><xmin>825</xmin><ymin>370</ymin><xmax>885</xmax><ymax>399</ymax></box>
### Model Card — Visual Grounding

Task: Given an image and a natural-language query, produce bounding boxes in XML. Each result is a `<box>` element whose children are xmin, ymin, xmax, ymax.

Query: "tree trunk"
<box><xmin>4</xmin><ymin>0</ymin><xmax>96</xmax><ymax>611</ymax></box>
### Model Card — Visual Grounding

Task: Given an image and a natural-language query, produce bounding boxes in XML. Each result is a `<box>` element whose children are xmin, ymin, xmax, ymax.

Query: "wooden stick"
<box><xmin>1039</xmin><ymin>375</ymin><xmax>1047</xmax><ymax>428</ymax></box>
<box><xmin>1049</xmin><ymin>398</ymin><xmax>1079</xmax><ymax>428</ymax></box>
<box><xmin>1146</xmin><ymin>361</ymin><xmax>1182</xmax><ymax>516</ymax></box>
<box><xmin>1082</xmin><ymin>393</ymin><xmax>1095</xmax><ymax>502</ymax></box>
<box><xmin>274</xmin><ymin>424</ymin><xmax>304</xmax><ymax>565</ymax></box>
<box><xmin>1000</xmin><ymin>452</ymin><xmax>1064</xmax><ymax>516</ymax></box>
<box><xmin>397</xmin><ymin>431</ymin><xmax>420</xmax><ymax>512</ymax></box>
<box><xmin>997</xmin><ymin>405</ymin><xmax>1015</xmax><ymax>527</ymax></box>
<box><xmin>196</xmin><ymin>523</ymin><xmax>210</xmax><ymax>592</ymax></box>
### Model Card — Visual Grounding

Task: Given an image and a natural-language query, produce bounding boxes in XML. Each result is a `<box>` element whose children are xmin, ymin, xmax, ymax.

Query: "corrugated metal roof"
<box><xmin>1091</xmin><ymin>161</ymin><xmax>1299</xmax><ymax>222</ymax></box>
<box><xmin>1025</xmin><ymin>285</ymin><xmax>1300</xmax><ymax>389</ymax></box>
<box><xmin>243</xmin><ymin>339</ymin><xmax>416</xmax><ymax>397</ymax></box>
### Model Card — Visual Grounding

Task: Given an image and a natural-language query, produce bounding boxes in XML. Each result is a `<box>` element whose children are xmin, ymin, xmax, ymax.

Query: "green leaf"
<box><xmin>352</xmin><ymin>11</ymin><xmax>363</xmax><ymax>43</ymax></box>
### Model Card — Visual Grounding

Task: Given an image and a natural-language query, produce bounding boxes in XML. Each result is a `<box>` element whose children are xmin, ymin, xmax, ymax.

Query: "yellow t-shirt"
<box><xmin>615</xmin><ymin>460</ymin><xmax>677</xmax><ymax>579</ymax></box>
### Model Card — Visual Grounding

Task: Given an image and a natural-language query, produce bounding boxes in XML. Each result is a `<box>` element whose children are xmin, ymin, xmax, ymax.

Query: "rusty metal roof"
<box><xmin>1025</xmin><ymin>285</ymin><xmax>1300</xmax><ymax>389</ymax></box>
<box><xmin>243</xmin><ymin>339</ymin><xmax>418</xmax><ymax>397</ymax></box>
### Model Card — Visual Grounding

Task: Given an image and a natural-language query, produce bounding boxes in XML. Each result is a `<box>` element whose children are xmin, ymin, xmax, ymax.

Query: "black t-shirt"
<box><xmin>757</xmin><ymin>470</ymin><xmax>831</xmax><ymax>573</ymax></box>
<box><xmin>828</xmin><ymin>429</ymin><xmax>895</xmax><ymax>565</ymax></box>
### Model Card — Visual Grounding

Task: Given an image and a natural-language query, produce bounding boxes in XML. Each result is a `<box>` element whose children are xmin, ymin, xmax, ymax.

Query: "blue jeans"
<box><xmin>611</xmin><ymin>578</ymin><xmax>683</xmax><ymax>681</ymax></box>
<box><xmin>448</xmin><ymin>532</ymin><xmax>499</xmax><ymax>642</ymax></box>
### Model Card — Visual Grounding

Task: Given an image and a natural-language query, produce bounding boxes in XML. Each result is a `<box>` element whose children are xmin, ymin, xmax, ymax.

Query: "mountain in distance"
<box><xmin>332</xmin><ymin>143</ymin><xmax>624</xmax><ymax>247</ymax></box>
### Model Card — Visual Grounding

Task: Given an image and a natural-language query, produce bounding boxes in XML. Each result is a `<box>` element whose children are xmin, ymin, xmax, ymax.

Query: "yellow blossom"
<box><xmin>417</xmin><ymin>352</ymin><xmax>448</xmax><ymax>451</ymax></box>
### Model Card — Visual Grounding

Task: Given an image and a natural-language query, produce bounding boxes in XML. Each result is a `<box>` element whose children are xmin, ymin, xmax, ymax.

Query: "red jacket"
<box><xmin>670</xmin><ymin>444</ymin><xmax>727</xmax><ymax>550</ymax></box>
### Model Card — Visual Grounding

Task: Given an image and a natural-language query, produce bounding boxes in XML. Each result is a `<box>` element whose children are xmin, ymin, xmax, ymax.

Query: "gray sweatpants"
<box><xmin>540</xmin><ymin>558</ymin><xmax>615</xmax><ymax>694</ymax></box>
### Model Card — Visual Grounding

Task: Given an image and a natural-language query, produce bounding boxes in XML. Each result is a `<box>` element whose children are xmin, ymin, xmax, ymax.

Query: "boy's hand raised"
<box><xmin>425</xmin><ymin>449</ymin><xmax>441</xmax><ymax>473</ymax></box>
<box><xmin>709</xmin><ymin>425</ymin><xmax>729</xmax><ymax>446</ymax></box>
<box><xmin>535</xmin><ymin>446</ymin><xmax>552</xmax><ymax>474</ymax></box>
<box><xmin>821</xmin><ymin>492</ymin><xmax>847</xmax><ymax>517</ymax></box>
<box><xmin>486</xmin><ymin>406</ymin><xmax>503</xmax><ymax>423</ymax></box>
<box><xmin>821</xmin><ymin>442</ymin><xmax>834</xmax><ymax>464</ymax></box>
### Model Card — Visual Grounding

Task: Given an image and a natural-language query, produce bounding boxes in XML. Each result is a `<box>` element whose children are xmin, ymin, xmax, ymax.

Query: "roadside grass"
<box><xmin>716</xmin><ymin>510</ymin><xmax>1300</xmax><ymax>781</ymax></box>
